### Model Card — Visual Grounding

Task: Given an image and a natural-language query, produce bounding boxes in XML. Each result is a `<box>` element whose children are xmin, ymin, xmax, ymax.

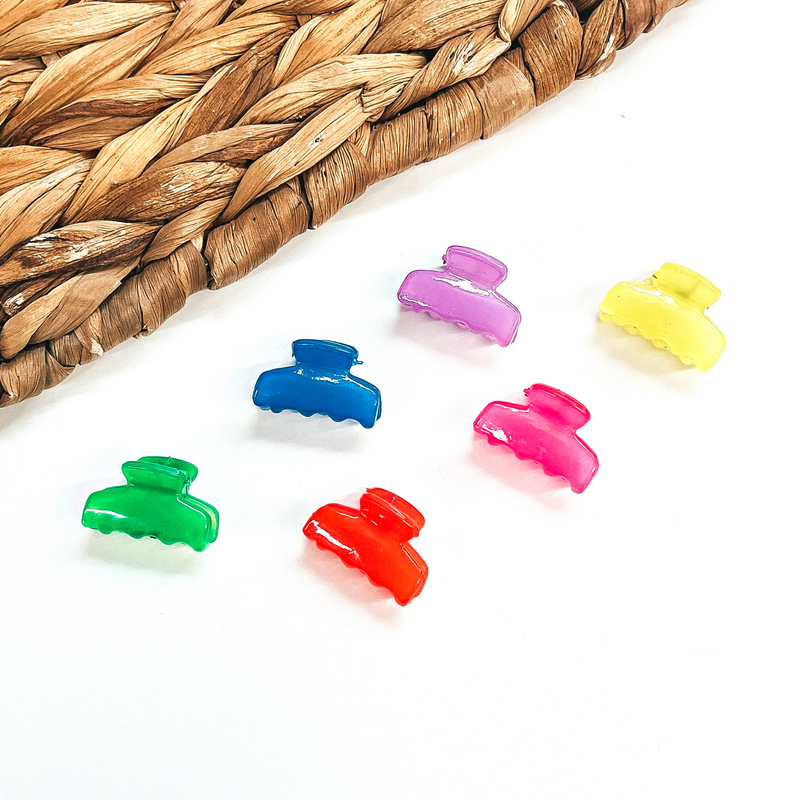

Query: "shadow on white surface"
<box><xmin>468</xmin><ymin>435</ymin><xmax>572</xmax><ymax>511</ymax></box>
<box><xmin>84</xmin><ymin>531</ymin><xmax>202</xmax><ymax>575</ymax></box>
<box><xmin>392</xmin><ymin>307</ymin><xmax>499</xmax><ymax>364</ymax></box>
<box><xmin>299</xmin><ymin>538</ymin><xmax>405</xmax><ymax>622</ymax></box>
<box><xmin>593</xmin><ymin>319</ymin><xmax>697</xmax><ymax>378</ymax></box>
<box><xmin>250</xmin><ymin>407</ymin><xmax>370</xmax><ymax>452</ymax></box>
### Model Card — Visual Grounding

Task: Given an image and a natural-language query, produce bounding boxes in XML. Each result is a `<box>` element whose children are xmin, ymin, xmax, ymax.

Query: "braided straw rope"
<box><xmin>0</xmin><ymin>0</ymin><xmax>689</xmax><ymax>407</ymax></box>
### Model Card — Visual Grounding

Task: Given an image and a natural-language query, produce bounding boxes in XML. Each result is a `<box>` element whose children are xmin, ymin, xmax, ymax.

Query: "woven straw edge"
<box><xmin>0</xmin><ymin>0</ymin><xmax>690</xmax><ymax>407</ymax></box>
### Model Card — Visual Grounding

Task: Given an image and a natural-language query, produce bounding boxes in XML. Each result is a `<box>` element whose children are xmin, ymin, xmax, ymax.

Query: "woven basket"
<box><xmin>0</xmin><ymin>0</ymin><xmax>689</xmax><ymax>407</ymax></box>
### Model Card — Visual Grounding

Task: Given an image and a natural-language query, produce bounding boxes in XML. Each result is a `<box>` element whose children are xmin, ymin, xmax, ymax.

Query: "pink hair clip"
<box><xmin>474</xmin><ymin>384</ymin><xmax>599</xmax><ymax>493</ymax></box>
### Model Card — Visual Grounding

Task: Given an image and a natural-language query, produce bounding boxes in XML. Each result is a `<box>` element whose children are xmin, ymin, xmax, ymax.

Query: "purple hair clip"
<box><xmin>473</xmin><ymin>384</ymin><xmax>599</xmax><ymax>493</ymax></box>
<box><xmin>397</xmin><ymin>246</ymin><xmax>521</xmax><ymax>346</ymax></box>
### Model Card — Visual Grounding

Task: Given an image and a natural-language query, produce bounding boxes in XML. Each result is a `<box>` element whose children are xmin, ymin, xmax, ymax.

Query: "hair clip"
<box><xmin>599</xmin><ymin>263</ymin><xmax>726</xmax><ymax>370</ymax></box>
<box><xmin>397</xmin><ymin>245</ymin><xmax>521</xmax><ymax>346</ymax></box>
<box><xmin>253</xmin><ymin>339</ymin><xmax>381</xmax><ymax>428</ymax></box>
<box><xmin>82</xmin><ymin>457</ymin><xmax>219</xmax><ymax>551</ymax></box>
<box><xmin>474</xmin><ymin>384</ymin><xmax>599</xmax><ymax>493</ymax></box>
<box><xmin>303</xmin><ymin>488</ymin><xmax>428</xmax><ymax>606</ymax></box>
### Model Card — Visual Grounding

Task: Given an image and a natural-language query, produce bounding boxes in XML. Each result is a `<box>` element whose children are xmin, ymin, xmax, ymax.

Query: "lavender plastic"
<box><xmin>473</xmin><ymin>384</ymin><xmax>599</xmax><ymax>493</ymax></box>
<box><xmin>397</xmin><ymin>246</ymin><xmax>521</xmax><ymax>346</ymax></box>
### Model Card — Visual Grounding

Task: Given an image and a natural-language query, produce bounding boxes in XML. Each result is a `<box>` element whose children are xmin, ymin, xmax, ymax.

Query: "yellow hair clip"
<box><xmin>599</xmin><ymin>263</ymin><xmax>726</xmax><ymax>371</ymax></box>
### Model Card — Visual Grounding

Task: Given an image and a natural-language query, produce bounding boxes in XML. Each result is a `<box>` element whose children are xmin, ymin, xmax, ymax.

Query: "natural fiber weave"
<box><xmin>0</xmin><ymin>0</ymin><xmax>689</xmax><ymax>407</ymax></box>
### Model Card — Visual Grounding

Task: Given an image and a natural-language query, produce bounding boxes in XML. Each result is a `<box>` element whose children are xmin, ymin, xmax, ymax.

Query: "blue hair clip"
<box><xmin>253</xmin><ymin>339</ymin><xmax>382</xmax><ymax>428</ymax></box>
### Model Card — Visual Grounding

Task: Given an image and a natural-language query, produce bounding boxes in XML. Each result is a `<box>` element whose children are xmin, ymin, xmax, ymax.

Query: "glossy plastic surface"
<box><xmin>82</xmin><ymin>457</ymin><xmax>219</xmax><ymax>551</ymax></box>
<box><xmin>397</xmin><ymin>245</ymin><xmax>521</xmax><ymax>346</ymax></box>
<box><xmin>474</xmin><ymin>384</ymin><xmax>599</xmax><ymax>493</ymax></box>
<box><xmin>303</xmin><ymin>488</ymin><xmax>428</xmax><ymax>606</ymax></box>
<box><xmin>253</xmin><ymin>339</ymin><xmax>382</xmax><ymax>428</ymax></box>
<box><xmin>599</xmin><ymin>263</ymin><xmax>726</xmax><ymax>370</ymax></box>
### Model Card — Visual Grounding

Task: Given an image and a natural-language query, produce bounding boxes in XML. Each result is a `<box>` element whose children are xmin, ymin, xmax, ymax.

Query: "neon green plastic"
<box><xmin>82</xmin><ymin>457</ymin><xmax>219</xmax><ymax>552</ymax></box>
<box><xmin>599</xmin><ymin>263</ymin><xmax>726</xmax><ymax>371</ymax></box>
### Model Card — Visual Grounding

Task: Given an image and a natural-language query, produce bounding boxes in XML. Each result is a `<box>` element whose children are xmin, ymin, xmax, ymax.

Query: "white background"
<box><xmin>1</xmin><ymin>2</ymin><xmax>798</xmax><ymax>797</ymax></box>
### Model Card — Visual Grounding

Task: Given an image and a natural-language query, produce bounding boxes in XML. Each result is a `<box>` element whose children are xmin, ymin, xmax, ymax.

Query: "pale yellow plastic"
<box><xmin>599</xmin><ymin>263</ymin><xmax>726</xmax><ymax>371</ymax></box>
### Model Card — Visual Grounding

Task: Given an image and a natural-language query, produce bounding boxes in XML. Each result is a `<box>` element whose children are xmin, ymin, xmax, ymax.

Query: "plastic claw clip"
<box><xmin>253</xmin><ymin>339</ymin><xmax>382</xmax><ymax>428</ymax></box>
<box><xmin>303</xmin><ymin>488</ymin><xmax>428</xmax><ymax>606</ymax></box>
<box><xmin>474</xmin><ymin>384</ymin><xmax>599</xmax><ymax>493</ymax></box>
<box><xmin>82</xmin><ymin>457</ymin><xmax>219</xmax><ymax>551</ymax></box>
<box><xmin>599</xmin><ymin>263</ymin><xmax>726</xmax><ymax>371</ymax></box>
<box><xmin>397</xmin><ymin>245</ymin><xmax>521</xmax><ymax>346</ymax></box>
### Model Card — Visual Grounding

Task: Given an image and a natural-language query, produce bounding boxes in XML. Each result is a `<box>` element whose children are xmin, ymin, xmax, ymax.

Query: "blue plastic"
<box><xmin>253</xmin><ymin>339</ymin><xmax>382</xmax><ymax>428</ymax></box>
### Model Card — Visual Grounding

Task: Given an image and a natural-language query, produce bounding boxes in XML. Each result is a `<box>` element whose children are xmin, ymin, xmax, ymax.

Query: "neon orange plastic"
<box><xmin>303</xmin><ymin>488</ymin><xmax>428</xmax><ymax>606</ymax></box>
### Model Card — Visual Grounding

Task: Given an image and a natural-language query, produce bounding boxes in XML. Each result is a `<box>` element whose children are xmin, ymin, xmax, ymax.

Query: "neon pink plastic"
<box><xmin>473</xmin><ymin>384</ymin><xmax>599</xmax><ymax>493</ymax></box>
<box><xmin>397</xmin><ymin>246</ymin><xmax>521</xmax><ymax>346</ymax></box>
